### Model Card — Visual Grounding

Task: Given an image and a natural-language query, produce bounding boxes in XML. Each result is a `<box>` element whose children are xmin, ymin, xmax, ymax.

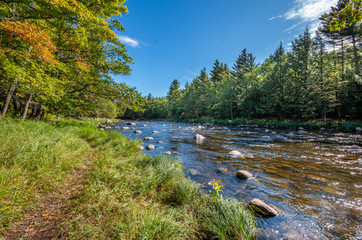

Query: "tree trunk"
<box><xmin>30</xmin><ymin>103</ymin><xmax>38</xmax><ymax>118</ymax></box>
<box><xmin>1</xmin><ymin>81</ymin><xmax>17</xmax><ymax>120</ymax></box>
<box><xmin>351</xmin><ymin>34</ymin><xmax>359</xmax><ymax>75</ymax></box>
<box><xmin>22</xmin><ymin>93</ymin><xmax>32</xmax><ymax>121</ymax></box>
<box><xmin>341</xmin><ymin>38</ymin><xmax>345</xmax><ymax>81</ymax></box>
<box><xmin>35</xmin><ymin>105</ymin><xmax>43</xmax><ymax>121</ymax></box>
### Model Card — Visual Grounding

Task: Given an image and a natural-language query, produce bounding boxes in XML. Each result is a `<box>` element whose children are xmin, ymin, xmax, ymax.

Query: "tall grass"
<box><xmin>0</xmin><ymin>120</ymin><xmax>91</xmax><ymax>228</ymax></box>
<box><xmin>0</xmin><ymin>119</ymin><xmax>258</xmax><ymax>239</ymax></box>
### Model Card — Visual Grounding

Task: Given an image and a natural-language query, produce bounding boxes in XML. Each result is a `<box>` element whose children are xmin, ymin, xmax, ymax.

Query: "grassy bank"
<box><xmin>176</xmin><ymin>118</ymin><xmax>362</xmax><ymax>133</ymax></box>
<box><xmin>0</xmin><ymin>120</ymin><xmax>257</xmax><ymax>239</ymax></box>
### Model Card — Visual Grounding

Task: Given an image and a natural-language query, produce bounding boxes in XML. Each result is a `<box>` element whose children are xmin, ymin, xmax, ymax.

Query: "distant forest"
<box><xmin>141</xmin><ymin>0</ymin><xmax>361</xmax><ymax>121</ymax></box>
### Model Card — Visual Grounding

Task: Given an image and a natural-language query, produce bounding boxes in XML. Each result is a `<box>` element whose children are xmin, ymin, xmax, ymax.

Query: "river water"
<box><xmin>114</xmin><ymin>120</ymin><xmax>362</xmax><ymax>240</ymax></box>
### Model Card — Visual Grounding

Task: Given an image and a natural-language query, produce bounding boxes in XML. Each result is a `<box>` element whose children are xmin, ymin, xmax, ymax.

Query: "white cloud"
<box><xmin>268</xmin><ymin>15</ymin><xmax>282</xmax><ymax>21</ymax></box>
<box><xmin>281</xmin><ymin>0</ymin><xmax>337</xmax><ymax>34</ymax></box>
<box><xmin>285</xmin><ymin>0</ymin><xmax>338</xmax><ymax>21</ymax></box>
<box><xmin>118</xmin><ymin>35</ymin><xmax>139</xmax><ymax>48</ymax></box>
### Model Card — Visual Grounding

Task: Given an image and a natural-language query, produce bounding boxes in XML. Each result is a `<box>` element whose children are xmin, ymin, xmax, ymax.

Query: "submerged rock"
<box><xmin>229</xmin><ymin>150</ymin><xmax>248</xmax><ymax>158</ymax></box>
<box><xmin>145</xmin><ymin>145</ymin><xmax>155</xmax><ymax>150</ymax></box>
<box><xmin>248</xmin><ymin>198</ymin><xmax>279</xmax><ymax>217</ymax></box>
<box><xmin>158</xmin><ymin>141</ymin><xmax>163</xmax><ymax>143</ymax></box>
<box><xmin>194</xmin><ymin>134</ymin><xmax>206</xmax><ymax>140</ymax></box>
<box><xmin>236</xmin><ymin>170</ymin><xmax>253</xmax><ymax>179</ymax></box>
<box><xmin>144</xmin><ymin>137</ymin><xmax>154</xmax><ymax>140</ymax></box>
<box><xmin>217</xmin><ymin>168</ymin><xmax>230</xmax><ymax>173</ymax></box>
<box><xmin>134</xmin><ymin>130</ymin><xmax>142</xmax><ymax>134</ymax></box>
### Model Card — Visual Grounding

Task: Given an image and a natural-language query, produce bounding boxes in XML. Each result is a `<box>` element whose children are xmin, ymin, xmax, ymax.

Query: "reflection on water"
<box><xmin>115</xmin><ymin>121</ymin><xmax>362</xmax><ymax>240</ymax></box>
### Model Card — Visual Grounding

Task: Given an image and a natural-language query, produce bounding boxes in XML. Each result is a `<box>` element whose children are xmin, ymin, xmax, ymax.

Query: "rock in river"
<box><xmin>164</xmin><ymin>151</ymin><xmax>171</xmax><ymax>155</ymax></box>
<box><xmin>144</xmin><ymin>137</ymin><xmax>154</xmax><ymax>140</ymax></box>
<box><xmin>134</xmin><ymin>130</ymin><xmax>142</xmax><ymax>134</ymax></box>
<box><xmin>127</xmin><ymin>122</ymin><xmax>137</xmax><ymax>126</ymax></box>
<box><xmin>236</xmin><ymin>170</ymin><xmax>253</xmax><ymax>179</ymax></box>
<box><xmin>145</xmin><ymin>145</ymin><xmax>155</xmax><ymax>150</ymax></box>
<box><xmin>152</xmin><ymin>131</ymin><xmax>159</xmax><ymax>133</ymax></box>
<box><xmin>194</xmin><ymin>134</ymin><xmax>206</xmax><ymax>140</ymax></box>
<box><xmin>122</xmin><ymin>127</ymin><xmax>130</xmax><ymax>130</ymax></box>
<box><xmin>248</xmin><ymin>198</ymin><xmax>279</xmax><ymax>217</ymax></box>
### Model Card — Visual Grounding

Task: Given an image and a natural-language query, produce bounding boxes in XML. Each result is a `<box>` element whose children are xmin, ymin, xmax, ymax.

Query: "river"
<box><xmin>114</xmin><ymin>120</ymin><xmax>362</xmax><ymax>239</ymax></box>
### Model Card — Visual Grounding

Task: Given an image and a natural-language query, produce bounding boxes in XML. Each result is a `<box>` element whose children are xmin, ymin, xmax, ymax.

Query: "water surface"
<box><xmin>115</xmin><ymin>121</ymin><xmax>362</xmax><ymax>239</ymax></box>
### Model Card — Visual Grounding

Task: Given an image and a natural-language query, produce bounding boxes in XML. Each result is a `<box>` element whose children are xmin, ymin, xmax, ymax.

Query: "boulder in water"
<box><xmin>158</xmin><ymin>141</ymin><xmax>163</xmax><ymax>143</ymax></box>
<box><xmin>134</xmin><ymin>130</ymin><xmax>142</xmax><ymax>134</ymax></box>
<box><xmin>114</xmin><ymin>126</ymin><xmax>120</xmax><ymax>129</ymax></box>
<box><xmin>122</xmin><ymin>127</ymin><xmax>130</xmax><ymax>130</ymax></box>
<box><xmin>356</xmin><ymin>127</ymin><xmax>362</xmax><ymax>132</ymax></box>
<box><xmin>236</xmin><ymin>170</ymin><xmax>253</xmax><ymax>179</ymax></box>
<box><xmin>229</xmin><ymin>150</ymin><xmax>246</xmax><ymax>158</ymax></box>
<box><xmin>99</xmin><ymin>128</ymin><xmax>105</xmax><ymax>131</ymax></box>
<box><xmin>127</xmin><ymin>122</ymin><xmax>137</xmax><ymax>126</ymax></box>
<box><xmin>144</xmin><ymin>137</ymin><xmax>154</xmax><ymax>140</ymax></box>
<box><xmin>164</xmin><ymin>151</ymin><xmax>171</xmax><ymax>155</ymax></box>
<box><xmin>248</xmin><ymin>198</ymin><xmax>279</xmax><ymax>217</ymax></box>
<box><xmin>217</xmin><ymin>168</ymin><xmax>230</xmax><ymax>173</ymax></box>
<box><xmin>106</xmin><ymin>119</ymin><xmax>113</xmax><ymax>123</ymax></box>
<box><xmin>194</xmin><ymin>134</ymin><xmax>206</xmax><ymax>140</ymax></box>
<box><xmin>152</xmin><ymin>131</ymin><xmax>159</xmax><ymax>133</ymax></box>
<box><xmin>145</xmin><ymin>145</ymin><xmax>155</xmax><ymax>150</ymax></box>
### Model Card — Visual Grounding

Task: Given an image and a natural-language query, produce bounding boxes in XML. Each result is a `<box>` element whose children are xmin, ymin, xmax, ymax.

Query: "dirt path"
<box><xmin>2</xmin><ymin>151</ymin><xmax>95</xmax><ymax>240</ymax></box>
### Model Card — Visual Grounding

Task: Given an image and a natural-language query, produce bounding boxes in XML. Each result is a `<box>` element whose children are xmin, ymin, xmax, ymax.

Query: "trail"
<box><xmin>2</xmin><ymin>151</ymin><xmax>95</xmax><ymax>240</ymax></box>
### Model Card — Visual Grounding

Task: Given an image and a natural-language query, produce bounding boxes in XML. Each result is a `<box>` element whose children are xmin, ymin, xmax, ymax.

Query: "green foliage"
<box><xmin>0</xmin><ymin>0</ymin><xmax>145</xmax><ymax>120</ymax></box>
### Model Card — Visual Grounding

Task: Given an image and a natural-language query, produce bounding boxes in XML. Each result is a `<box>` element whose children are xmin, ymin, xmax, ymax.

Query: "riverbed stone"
<box><xmin>236</xmin><ymin>170</ymin><xmax>253</xmax><ymax>179</ymax></box>
<box><xmin>134</xmin><ymin>130</ymin><xmax>142</xmax><ymax>134</ymax></box>
<box><xmin>122</xmin><ymin>127</ymin><xmax>130</xmax><ymax>130</ymax></box>
<box><xmin>127</xmin><ymin>122</ymin><xmax>137</xmax><ymax>126</ymax></box>
<box><xmin>165</xmin><ymin>151</ymin><xmax>171</xmax><ymax>155</ymax></box>
<box><xmin>356</xmin><ymin>127</ymin><xmax>362</xmax><ymax>132</ymax></box>
<box><xmin>152</xmin><ymin>131</ymin><xmax>159</xmax><ymax>133</ymax></box>
<box><xmin>229</xmin><ymin>150</ymin><xmax>245</xmax><ymax>157</ymax></box>
<box><xmin>145</xmin><ymin>145</ymin><xmax>155</xmax><ymax>150</ymax></box>
<box><xmin>248</xmin><ymin>198</ymin><xmax>279</xmax><ymax>217</ymax></box>
<box><xmin>106</xmin><ymin>119</ymin><xmax>113</xmax><ymax>123</ymax></box>
<box><xmin>217</xmin><ymin>168</ymin><xmax>230</xmax><ymax>173</ymax></box>
<box><xmin>99</xmin><ymin>128</ymin><xmax>104</xmax><ymax>131</ymax></box>
<box><xmin>158</xmin><ymin>141</ymin><xmax>163</xmax><ymax>143</ymax></box>
<box><xmin>194</xmin><ymin>134</ymin><xmax>206</xmax><ymax>140</ymax></box>
<box><xmin>99</xmin><ymin>125</ymin><xmax>107</xmax><ymax>128</ymax></box>
<box><xmin>144</xmin><ymin>137</ymin><xmax>154</xmax><ymax>140</ymax></box>
<box><xmin>114</xmin><ymin>126</ymin><xmax>120</xmax><ymax>129</ymax></box>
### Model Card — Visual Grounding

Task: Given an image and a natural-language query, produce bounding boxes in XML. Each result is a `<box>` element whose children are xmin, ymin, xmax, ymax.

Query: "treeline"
<box><xmin>143</xmin><ymin>0</ymin><xmax>361</xmax><ymax>121</ymax></box>
<box><xmin>0</xmin><ymin>0</ymin><xmax>145</xmax><ymax>120</ymax></box>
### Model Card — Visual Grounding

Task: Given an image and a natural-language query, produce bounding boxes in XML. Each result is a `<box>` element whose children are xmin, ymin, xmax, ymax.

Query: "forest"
<box><xmin>0</xmin><ymin>0</ymin><xmax>145</xmax><ymax>121</ymax></box>
<box><xmin>143</xmin><ymin>1</ymin><xmax>361</xmax><ymax>121</ymax></box>
<box><xmin>0</xmin><ymin>1</ymin><xmax>361</xmax><ymax>122</ymax></box>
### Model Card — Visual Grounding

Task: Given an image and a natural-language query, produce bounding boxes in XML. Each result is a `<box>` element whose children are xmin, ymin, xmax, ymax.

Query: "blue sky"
<box><xmin>114</xmin><ymin>0</ymin><xmax>337</xmax><ymax>97</ymax></box>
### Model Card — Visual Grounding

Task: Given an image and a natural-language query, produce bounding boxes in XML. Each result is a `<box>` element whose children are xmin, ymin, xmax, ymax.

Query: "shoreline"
<box><xmin>130</xmin><ymin>118</ymin><xmax>362</xmax><ymax>133</ymax></box>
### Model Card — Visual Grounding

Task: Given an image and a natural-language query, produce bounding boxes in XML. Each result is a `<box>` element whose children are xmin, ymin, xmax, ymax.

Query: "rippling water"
<box><xmin>114</xmin><ymin>120</ymin><xmax>362</xmax><ymax>239</ymax></box>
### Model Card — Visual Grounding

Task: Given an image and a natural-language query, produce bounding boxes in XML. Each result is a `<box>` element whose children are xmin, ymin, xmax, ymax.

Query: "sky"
<box><xmin>114</xmin><ymin>0</ymin><xmax>338</xmax><ymax>97</ymax></box>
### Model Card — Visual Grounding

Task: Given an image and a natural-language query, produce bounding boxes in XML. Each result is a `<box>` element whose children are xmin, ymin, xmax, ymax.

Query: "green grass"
<box><xmin>0</xmin><ymin>119</ymin><xmax>258</xmax><ymax>239</ymax></box>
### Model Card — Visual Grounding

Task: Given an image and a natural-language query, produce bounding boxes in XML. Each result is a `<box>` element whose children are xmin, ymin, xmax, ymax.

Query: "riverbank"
<box><xmin>0</xmin><ymin>119</ymin><xmax>257</xmax><ymax>239</ymax></box>
<box><xmin>160</xmin><ymin>118</ymin><xmax>362</xmax><ymax>133</ymax></box>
